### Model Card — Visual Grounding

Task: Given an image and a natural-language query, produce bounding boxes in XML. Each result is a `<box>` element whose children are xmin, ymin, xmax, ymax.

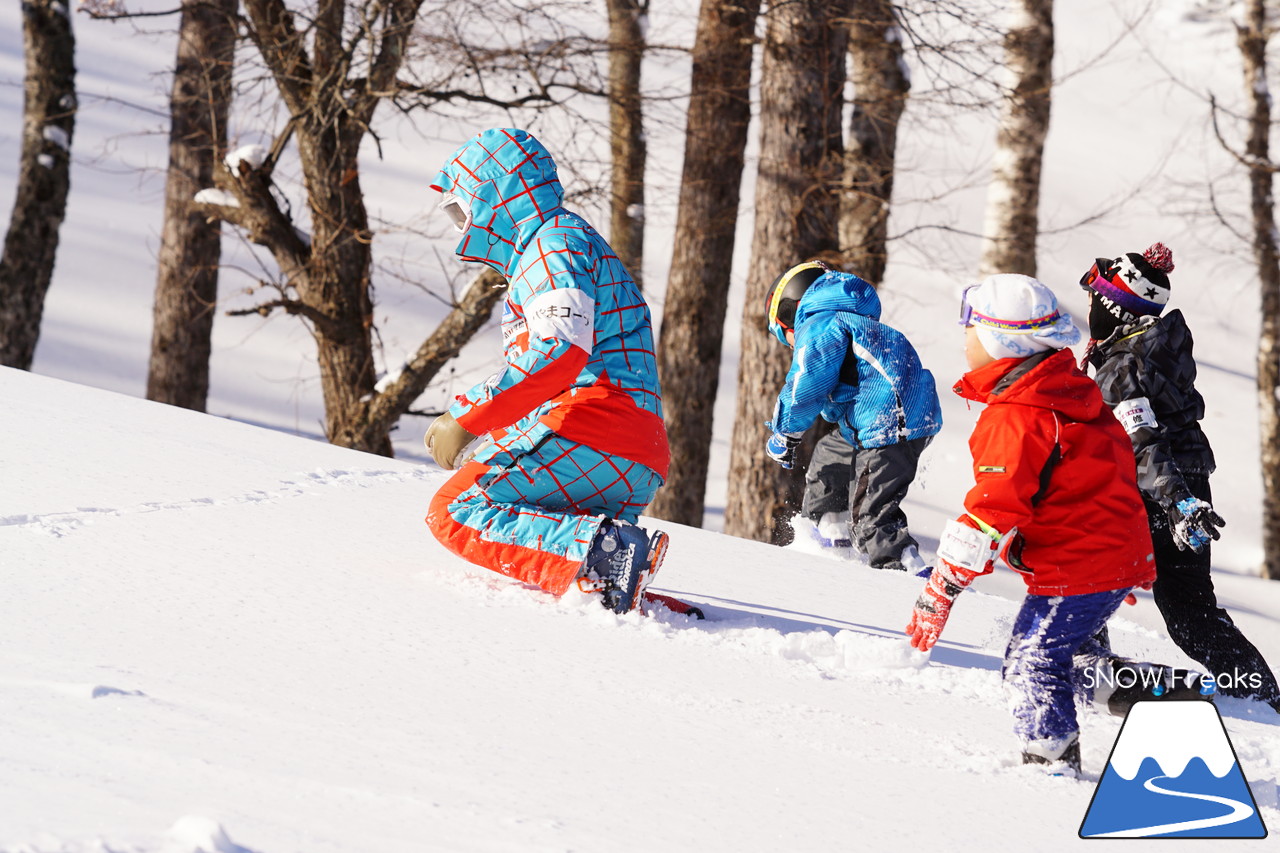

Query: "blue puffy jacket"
<box><xmin>769</xmin><ymin>272</ymin><xmax>942</xmax><ymax>449</ymax></box>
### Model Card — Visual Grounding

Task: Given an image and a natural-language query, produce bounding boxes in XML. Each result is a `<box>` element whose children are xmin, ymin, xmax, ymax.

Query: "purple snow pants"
<box><xmin>1002</xmin><ymin>588</ymin><xmax>1131</xmax><ymax>746</ymax></box>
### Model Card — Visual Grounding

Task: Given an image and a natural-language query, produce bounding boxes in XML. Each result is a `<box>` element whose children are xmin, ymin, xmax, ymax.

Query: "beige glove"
<box><xmin>424</xmin><ymin>412</ymin><xmax>483</xmax><ymax>470</ymax></box>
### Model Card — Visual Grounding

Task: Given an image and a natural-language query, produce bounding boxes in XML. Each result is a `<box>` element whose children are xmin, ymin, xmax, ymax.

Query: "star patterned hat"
<box><xmin>1079</xmin><ymin>242</ymin><xmax>1174</xmax><ymax>323</ymax></box>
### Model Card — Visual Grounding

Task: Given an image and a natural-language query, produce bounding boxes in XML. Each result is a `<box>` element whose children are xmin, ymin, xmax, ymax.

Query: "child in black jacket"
<box><xmin>1080</xmin><ymin>242</ymin><xmax>1280</xmax><ymax>712</ymax></box>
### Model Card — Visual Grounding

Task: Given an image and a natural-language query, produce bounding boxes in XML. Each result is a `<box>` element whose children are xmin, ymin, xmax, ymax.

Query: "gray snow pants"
<box><xmin>801</xmin><ymin>430</ymin><xmax>931</xmax><ymax>569</ymax></box>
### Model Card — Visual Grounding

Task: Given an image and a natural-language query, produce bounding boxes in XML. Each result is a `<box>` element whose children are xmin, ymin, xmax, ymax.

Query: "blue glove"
<box><xmin>766</xmin><ymin>432</ymin><xmax>799</xmax><ymax>469</ymax></box>
<box><xmin>1168</xmin><ymin>497</ymin><xmax>1225</xmax><ymax>553</ymax></box>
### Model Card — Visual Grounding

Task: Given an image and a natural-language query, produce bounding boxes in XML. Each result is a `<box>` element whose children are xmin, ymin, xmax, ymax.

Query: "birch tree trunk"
<box><xmin>147</xmin><ymin>0</ymin><xmax>237</xmax><ymax>411</ymax></box>
<box><xmin>605</xmin><ymin>0</ymin><xmax>647</xmax><ymax>288</ymax></box>
<box><xmin>1237</xmin><ymin>0</ymin><xmax>1280</xmax><ymax>580</ymax></box>
<box><xmin>0</xmin><ymin>0</ymin><xmax>75</xmax><ymax>370</ymax></box>
<box><xmin>840</xmin><ymin>0</ymin><xmax>909</xmax><ymax>285</ymax></box>
<box><xmin>724</xmin><ymin>0</ymin><xmax>850</xmax><ymax>543</ymax></box>
<box><xmin>977</xmin><ymin>0</ymin><xmax>1053</xmax><ymax>278</ymax></box>
<box><xmin>648</xmin><ymin>0</ymin><xmax>761</xmax><ymax>528</ymax></box>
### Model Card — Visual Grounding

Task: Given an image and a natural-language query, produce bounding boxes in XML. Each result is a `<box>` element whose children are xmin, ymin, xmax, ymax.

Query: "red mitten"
<box><xmin>906</xmin><ymin>561</ymin><xmax>979</xmax><ymax>652</ymax></box>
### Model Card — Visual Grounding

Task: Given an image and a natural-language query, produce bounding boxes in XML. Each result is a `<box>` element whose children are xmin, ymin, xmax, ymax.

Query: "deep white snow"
<box><xmin>4</xmin><ymin>365</ymin><xmax>1278</xmax><ymax>853</ymax></box>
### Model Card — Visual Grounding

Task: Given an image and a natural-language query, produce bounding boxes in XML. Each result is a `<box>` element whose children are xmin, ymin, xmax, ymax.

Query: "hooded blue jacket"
<box><xmin>431</xmin><ymin>128</ymin><xmax>668</xmax><ymax>476</ymax></box>
<box><xmin>770</xmin><ymin>272</ymin><xmax>942</xmax><ymax>448</ymax></box>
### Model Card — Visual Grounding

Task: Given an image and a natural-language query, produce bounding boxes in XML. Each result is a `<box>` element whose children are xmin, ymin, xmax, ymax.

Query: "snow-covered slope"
<box><xmin>3</xmin><ymin>366</ymin><xmax>1278</xmax><ymax>852</ymax></box>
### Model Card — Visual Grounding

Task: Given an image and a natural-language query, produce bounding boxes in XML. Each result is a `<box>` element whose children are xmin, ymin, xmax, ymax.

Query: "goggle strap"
<box><xmin>968</xmin><ymin>309</ymin><xmax>1062</xmax><ymax>333</ymax></box>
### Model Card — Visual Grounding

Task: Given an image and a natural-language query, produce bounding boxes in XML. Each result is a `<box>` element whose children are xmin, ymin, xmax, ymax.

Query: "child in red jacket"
<box><xmin>905</xmin><ymin>274</ymin><xmax>1157</xmax><ymax>774</ymax></box>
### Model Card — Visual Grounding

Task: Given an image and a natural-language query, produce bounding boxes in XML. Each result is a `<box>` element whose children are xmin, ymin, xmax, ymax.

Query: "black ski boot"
<box><xmin>1099</xmin><ymin>659</ymin><xmax>1214</xmax><ymax>717</ymax></box>
<box><xmin>578</xmin><ymin>519</ymin><xmax>669</xmax><ymax>614</ymax></box>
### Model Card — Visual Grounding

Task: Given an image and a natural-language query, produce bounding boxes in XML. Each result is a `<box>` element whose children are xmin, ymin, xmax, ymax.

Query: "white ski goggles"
<box><xmin>437</xmin><ymin>192</ymin><xmax>473</xmax><ymax>233</ymax></box>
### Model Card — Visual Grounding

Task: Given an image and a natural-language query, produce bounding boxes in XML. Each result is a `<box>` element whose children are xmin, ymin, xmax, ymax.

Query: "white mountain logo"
<box><xmin>1080</xmin><ymin>702</ymin><xmax>1268</xmax><ymax>838</ymax></box>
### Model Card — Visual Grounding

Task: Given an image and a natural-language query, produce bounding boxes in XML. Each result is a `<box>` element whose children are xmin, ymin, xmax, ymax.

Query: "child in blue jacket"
<box><xmin>765</xmin><ymin>260</ymin><xmax>942</xmax><ymax>571</ymax></box>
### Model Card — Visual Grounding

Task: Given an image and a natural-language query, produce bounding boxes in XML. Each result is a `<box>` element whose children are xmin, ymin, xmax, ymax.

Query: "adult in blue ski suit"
<box><xmin>423</xmin><ymin>128</ymin><xmax>669</xmax><ymax>613</ymax></box>
<box><xmin>766</xmin><ymin>263</ymin><xmax>942</xmax><ymax>569</ymax></box>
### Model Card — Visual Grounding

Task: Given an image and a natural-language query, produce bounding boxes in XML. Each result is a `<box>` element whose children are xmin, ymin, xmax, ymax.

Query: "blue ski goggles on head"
<box><xmin>958</xmin><ymin>284</ymin><xmax>980</xmax><ymax>327</ymax></box>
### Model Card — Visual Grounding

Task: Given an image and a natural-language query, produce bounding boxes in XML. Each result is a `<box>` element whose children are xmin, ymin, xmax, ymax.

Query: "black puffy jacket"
<box><xmin>1085</xmin><ymin>309</ymin><xmax>1216</xmax><ymax>510</ymax></box>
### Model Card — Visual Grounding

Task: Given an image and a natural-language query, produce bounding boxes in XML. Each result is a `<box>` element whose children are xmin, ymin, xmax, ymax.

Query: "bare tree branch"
<box><xmin>226</xmin><ymin>296</ymin><xmax>338</xmax><ymax>333</ymax></box>
<box><xmin>364</xmin><ymin>266</ymin><xmax>506</xmax><ymax>440</ymax></box>
<box><xmin>1210</xmin><ymin>93</ymin><xmax>1280</xmax><ymax>174</ymax></box>
<box><xmin>391</xmin><ymin>82</ymin><xmax>560</xmax><ymax>109</ymax></box>
<box><xmin>241</xmin><ymin>0</ymin><xmax>314</xmax><ymax>116</ymax></box>
<box><xmin>197</xmin><ymin>159</ymin><xmax>311</xmax><ymax>284</ymax></box>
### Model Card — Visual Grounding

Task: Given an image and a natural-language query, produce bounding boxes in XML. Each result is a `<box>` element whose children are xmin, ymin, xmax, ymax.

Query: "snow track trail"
<box><xmin>4</xmin><ymin>368</ymin><xmax>1279</xmax><ymax>853</ymax></box>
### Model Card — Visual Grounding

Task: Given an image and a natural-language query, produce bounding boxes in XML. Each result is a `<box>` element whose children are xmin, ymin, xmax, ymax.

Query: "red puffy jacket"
<box><xmin>952</xmin><ymin>349</ymin><xmax>1156</xmax><ymax>596</ymax></box>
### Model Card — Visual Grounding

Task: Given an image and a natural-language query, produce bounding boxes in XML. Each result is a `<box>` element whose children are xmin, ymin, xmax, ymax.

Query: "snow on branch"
<box><xmin>224</xmin><ymin>144</ymin><xmax>269</xmax><ymax>174</ymax></box>
<box><xmin>193</xmin><ymin>188</ymin><xmax>240</xmax><ymax>207</ymax></box>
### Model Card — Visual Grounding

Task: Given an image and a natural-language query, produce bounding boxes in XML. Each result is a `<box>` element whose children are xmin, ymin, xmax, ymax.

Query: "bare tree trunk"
<box><xmin>840</xmin><ymin>0</ymin><xmax>909</xmax><ymax>285</ymax></box>
<box><xmin>193</xmin><ymin>0</ymin><xmax>417</xmax><ymax>456</ymax></box>
<box><xmin>199</xmin><ymin>0</ymin><xmax>506</xmax><ymax>457</ymax></box>
<box><xmin>1237</xmin><ymin>1</ymin><xmax>1280</xmax><ymax>580</ymax></box>
<box><xmin>977</xmin><ymin>0</ymin><xmax>1053</xmax><ymax>278</ymax></box>
<box><xmin>295</xmin><ymin>119</ymin><xmax>388</xmax><ymax>454</ymax></box>
<box><xmin>0</xmin><ymin>0</ymin><xmax>75</xmax><ymax>370</ymax></box>
<box><xmin>605</xmin><ymin>0</ymin><xmax>647</xmax><ymax>287</ymax></box>
<box><xmin>724</xmin><ymin>0</ymin><xmax>849</xmax><ymax>543</ymax></box>
<box><xmin>147</xmin><ymin>0</ymin><xmax>237</xmax><ymax>411</ymax></box>
<box><xmin>647</xmin><ymin>0</ymin><xmax>761</xmax><ymax>528</ymax></box>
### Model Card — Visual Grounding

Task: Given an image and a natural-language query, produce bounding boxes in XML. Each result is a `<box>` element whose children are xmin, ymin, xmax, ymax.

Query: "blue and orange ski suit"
<box><xmin>426</xmin><ymin>128</ymin><xmax>668</xmax><ymax>594</ymax></box>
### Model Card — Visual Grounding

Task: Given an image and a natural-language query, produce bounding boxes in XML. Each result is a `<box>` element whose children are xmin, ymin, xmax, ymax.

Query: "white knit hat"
<box><xmin>964</xmin><ymin>273</ymin><xmax>1081</xmax><ymax>360</ymax></box>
